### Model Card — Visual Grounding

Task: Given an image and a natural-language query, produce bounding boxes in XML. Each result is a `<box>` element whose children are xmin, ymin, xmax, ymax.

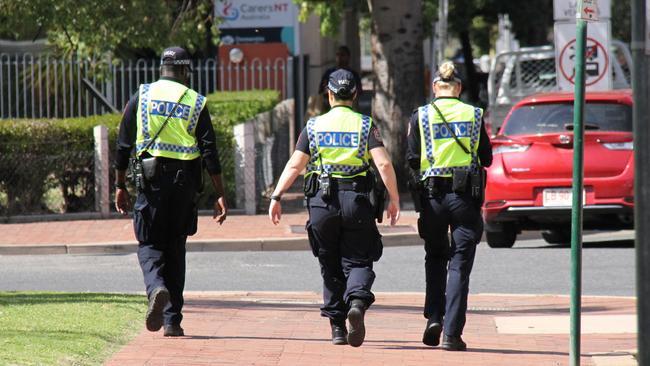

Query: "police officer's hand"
<box><xmin>213</xmin><ymin>196</ymin><xmax>228</xmax><ymax>225</ymax></box>
<box><xmin>115</xmin><ymin>188</ymin><xmax>131</xmax><ymax>215</ymax></box>
<box><xmin>386</xmin><ymin>200</ymin><xmax>400</xmax><ymax>226</ymax></box>
<box><xmin>269</xmin><ymin>199</ymin><xmax>281</xmax><ymax>225</ymax></box>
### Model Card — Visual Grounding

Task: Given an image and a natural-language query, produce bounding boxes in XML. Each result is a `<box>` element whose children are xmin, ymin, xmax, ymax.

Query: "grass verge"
<box><xmin>0</xmin><ymin>292</ymin><xmax>146</xmax><ymax>366</ymax></box>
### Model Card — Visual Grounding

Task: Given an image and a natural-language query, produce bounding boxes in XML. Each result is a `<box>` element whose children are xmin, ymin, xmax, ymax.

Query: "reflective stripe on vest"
<box><xmin>418</xmin><ymin>100</ymin><xmax>482</xmax><ymax>179</ymax></box>
<box><xmin>135</xmin><ymin>80</ymin><xmax>205</xmax><ymax>160</ymax></box>
<box><xmin>305</xmin><ymin>108</ymin><xmax>372</xmax><ymax>178</ymax></box>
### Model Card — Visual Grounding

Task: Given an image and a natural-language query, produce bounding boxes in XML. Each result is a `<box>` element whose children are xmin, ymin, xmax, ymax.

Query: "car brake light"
<box><xmin>602</xmin><ymin>142</ymin><xmax>633</xmax><ymax>150</ymax></box>
<box><xmin>493</xmin><ymin>144</ymin><xmax>531</xmax><ymax>155</ymax></box>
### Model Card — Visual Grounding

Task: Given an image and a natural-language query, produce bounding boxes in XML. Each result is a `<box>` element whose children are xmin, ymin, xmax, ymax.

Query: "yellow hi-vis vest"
<box><xmin>135</xmin><ymin>79</ymin><xmax>206</xmax><ymax>160</ymax></box>
<box><xmin>306</xmin><ymin>106</ymin><xmax>372</xmax><ymax>179</ymax></box>
<box><xmin>418</xmin><ymin>98</ymin><xmax>482</xmax><ymax>179</ymax></box>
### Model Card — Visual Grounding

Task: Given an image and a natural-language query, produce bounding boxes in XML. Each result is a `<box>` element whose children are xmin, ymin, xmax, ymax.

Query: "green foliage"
<box><xmin>206</xmin><ymin>90</ymin><xmax>280</xmax><ymax>126</ymax></box>
<box><xmin>199</xmin><ymin>90</ymin><xmax>280</xmax><ymax>208</ymax></box>
<box><xmin>0</xmin><ymin>115</ymin><xmax>122</xmax><ymax>215</ymax></box>
<box><xmin>293</xmin><ymin>0</ymin><xmax>346</xmax><ymax>37</ymax></box>
<box><xmin>612</xmin><ymin>0</ymin><xmax>631</xmax><ymax>43</ymax></box>
<box><xmin>0</xmin><ymin>0</ymin><xmax>220</xmax><ymax>59</ymax></box>
<box><xmin>0</xmin><ymin>90</ymin><xmax>279</xmax><ymax>216</ymax></box>
<box><xmin>0</xmin><ymin>292</ymin><xmax>145</xmax><ymax>366</ymax></box>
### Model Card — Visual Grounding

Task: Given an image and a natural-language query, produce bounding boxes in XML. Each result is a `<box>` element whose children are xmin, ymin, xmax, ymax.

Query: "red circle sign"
<box><xmin>559</xmin><ymin>37</ymin><xmax>609</xmax><ymax>86</ymax></box>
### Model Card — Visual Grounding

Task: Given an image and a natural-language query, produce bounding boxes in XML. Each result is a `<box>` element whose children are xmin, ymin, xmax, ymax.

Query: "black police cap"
<box><xmin>327</xmin><ymin>69</ymin><xmax>357</xmax><ymax>98</ymax></box>
<box><xmin>160</xmin><ymin>46</ymin><xmax>193</xmax><ymax>71</ymax></box>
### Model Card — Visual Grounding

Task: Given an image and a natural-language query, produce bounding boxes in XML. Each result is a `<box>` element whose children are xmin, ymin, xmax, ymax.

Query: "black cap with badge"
<box><xmin>327</xmin><ymin>68</ymin><xmax>357</xmax><ymax>99</ymax></box>
<box><xmin>160</xmin><ymin>46</ymin><xmax>193</xmax><ymax>72</ymax></box>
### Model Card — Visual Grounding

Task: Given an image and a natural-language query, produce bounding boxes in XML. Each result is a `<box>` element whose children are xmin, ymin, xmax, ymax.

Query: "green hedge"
<box><xmin>0</xmin><ymin>90</ymin><xmax>280</xmax><ymax>216</ymax></box>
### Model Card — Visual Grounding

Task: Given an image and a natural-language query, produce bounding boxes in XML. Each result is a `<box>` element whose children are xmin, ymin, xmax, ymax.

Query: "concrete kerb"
<box><xmin>0</xmin><ymin>232</ymin><xmax>422</xmax><ymax>256</ymax></box>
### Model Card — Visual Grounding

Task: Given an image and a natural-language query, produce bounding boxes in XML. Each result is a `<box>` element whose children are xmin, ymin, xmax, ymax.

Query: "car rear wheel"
<box><xmin>486</xmin><ymin>226</ymin><xmax>517</xmax><ymax>248</ymax></box>
<box><xmin>541</xmin><ymin>229</ymin><xmax>571</xmax><ymax>245</ymax></box>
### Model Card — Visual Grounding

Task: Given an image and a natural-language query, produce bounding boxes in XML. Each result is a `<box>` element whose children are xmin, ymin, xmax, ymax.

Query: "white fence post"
<box><xmin>234</xmin><ymin>121</ymin><xmax>256</xmax><ymax>215</ymax></box>
<box><xmin>93</xmin><ymin>125</ymin><xmax>110</xmax><ymax>218</ymax></box>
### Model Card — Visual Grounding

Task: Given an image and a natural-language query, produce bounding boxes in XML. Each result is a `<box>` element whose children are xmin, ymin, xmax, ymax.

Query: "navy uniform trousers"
<box><xmin>417</xmin><ymin>185</ymin><xmax>483</xmax><ymax>337</ymax></box>
<box><xmin>306</xmin><ymin>189</ymin><xmax>383</xmax><ymax>323</ymax></box>
<box><xmin>133</xmin><ymin>160</ymin><xmax>199</xmax><ymax>327</ymax></box>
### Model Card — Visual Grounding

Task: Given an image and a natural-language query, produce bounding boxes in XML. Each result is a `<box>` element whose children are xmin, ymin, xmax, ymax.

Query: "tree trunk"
<box><xmin>343</xmin><ymin>2</ymin><xmax>361</xmax><ymax>73</ymax></box>
<box><xmin>460</xmin><ymin>30</ymin><xmax>479</xmax><ymax>103</ymax></box>
<box><xmin>368</xmin><ymin>0</ymin><xmax>424</xmax><ymax>190</ymax></box>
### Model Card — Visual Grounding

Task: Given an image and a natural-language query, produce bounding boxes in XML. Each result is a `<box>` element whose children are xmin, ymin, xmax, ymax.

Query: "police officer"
<box><xmin>406</xmin><ymin>61</ymin><xmax>492</xmax><ymax>351</ymax></box>
<box><xmin>268</xmin><ymin>69</ymin><xmax>400</xmax><ymax>347</ymax></box>
<box><xmin>114</xmin><ymin>46</ymin><xmax>228</xmax><ymax>337</ymax></box>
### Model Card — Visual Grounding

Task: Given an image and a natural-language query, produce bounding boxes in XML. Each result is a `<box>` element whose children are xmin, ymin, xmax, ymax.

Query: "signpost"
<box><xmin>635</xmin><ymin>0</ymin><xmax>650</xmax><ymax>364</ymax></box>
<box><xmin>554</xmin><ymin>0</ymin><xmax>610</xmax><ymax>21</ymax></box>
<box><xmin>569</xmin><ymin>0</ymin><xmax>597</xmax><ymax>365</ymax></box>
<box><xmin>555</xmin><ymin>21</ymin><xmax>612</xmax><ymax>90</ymax></box>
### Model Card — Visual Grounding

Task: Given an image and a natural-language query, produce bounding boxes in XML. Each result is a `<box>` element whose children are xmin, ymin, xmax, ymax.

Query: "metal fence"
<box><xmin>0</xmin><ymin>54</ymin><xmax>293</xmax><ymax>119</ymax></box>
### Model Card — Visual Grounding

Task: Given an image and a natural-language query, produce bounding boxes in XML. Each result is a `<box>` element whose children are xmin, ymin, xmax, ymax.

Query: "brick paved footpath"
<box><xmin>107</xmin><ymin>292</ymin><xmax>637</xmax><ymax>366</ymax></box>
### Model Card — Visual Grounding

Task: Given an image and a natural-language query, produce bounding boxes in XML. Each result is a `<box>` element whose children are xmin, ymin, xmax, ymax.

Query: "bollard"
<box><xmin>93</xmin><ymin>125</ymin><xmax>110</xmax><ymax>218</ymax></box>
<box><xmin>234</xmin><ymin>121</ymin><xmax>256</xmax><ymax>215</ymax></box>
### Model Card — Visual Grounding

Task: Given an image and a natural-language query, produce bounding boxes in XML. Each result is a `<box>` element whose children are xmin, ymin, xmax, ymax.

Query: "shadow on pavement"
<box><xmin>466</xmin><ymin>347</ymin><xmax>569</xmax><ymax>356</ymax></box>
<box><xmin>513</xmin><ymin>239</ymin><xmax>634</xmax><ymax>250</ymax></box>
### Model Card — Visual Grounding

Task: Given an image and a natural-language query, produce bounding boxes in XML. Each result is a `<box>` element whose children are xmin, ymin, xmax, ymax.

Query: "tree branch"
<box><xmin>171</xmin><ymin>0</ymin><xmax>191</xmax><ymax>36</ymax></box>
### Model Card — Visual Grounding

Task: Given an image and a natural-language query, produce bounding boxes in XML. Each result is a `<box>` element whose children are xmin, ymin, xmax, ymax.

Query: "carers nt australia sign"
<box><xmin>216</xmin><ymin>0</ymin><xmax>297</xmax><ymax>29</ymax></box>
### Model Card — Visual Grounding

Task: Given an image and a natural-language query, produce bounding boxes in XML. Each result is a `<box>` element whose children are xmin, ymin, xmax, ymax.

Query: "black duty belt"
<box><xmin>324</xmin><ymin>177</ymin><xmax>371</xmax><ymax>192</ymax></box>
<box><xmin>424</xmin><ymin>176</ymin><xmax>453</xmax><ymax>191</ymax></box>
<box><xmin>157</xmin><ymin>157</ymin><xmax>197</xmax><ymax>173</ymax></box>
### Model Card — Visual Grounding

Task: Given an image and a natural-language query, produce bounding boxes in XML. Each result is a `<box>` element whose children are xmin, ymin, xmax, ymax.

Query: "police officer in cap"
<box><xmin>269</xmin><ymin>69</ymin><xmax>400</xmax><ymax>347</ymax></box>
<box><xmin>406</xmin><ymin>61</ymin><xmax>492</xmax><ymax>351</ymax></box>
<box><xmin>114</xmin><ymin>46</ymin><xmax>228</xmax><ymax>337</ymax></box>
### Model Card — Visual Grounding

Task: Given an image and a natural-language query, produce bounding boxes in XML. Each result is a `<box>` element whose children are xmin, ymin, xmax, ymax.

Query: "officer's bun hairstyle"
<box><xmin>439</xmin><ymin>62</ymin><xmax>456</xmax><ymax>81</ymax></box>
<box><xmin>435</xmin><ymin>61</ymin><xmax>460</xmax><ymax>90</ymax></box>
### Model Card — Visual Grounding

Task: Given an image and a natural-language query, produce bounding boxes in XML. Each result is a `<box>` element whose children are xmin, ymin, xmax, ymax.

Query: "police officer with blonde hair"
<box><xmin>407</xmin><ymin>61</ymin><xmax>492</xmax><ymax>351</ymax></box>
<box><xmin>269</xmin><ymin>69</ymin><xmax>400</xmax><ymax>347</ymax></box>
<box><xmin>114</xmin><ymin>46</ymin><xmax>228</xmax><ymax>337</ymax></box>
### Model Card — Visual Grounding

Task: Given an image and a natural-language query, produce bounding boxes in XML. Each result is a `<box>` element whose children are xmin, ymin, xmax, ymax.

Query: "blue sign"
<box><xmin>317</xmin><ymin>132</ymin><xmax>359</xmax><ymax>148</ymax></box>
<box><xmin>431</xmin><ymin>122</ymin><xmax>472</xmax><ymax>140</ymax></box>
<box><xmin>150</xmin><ymin>100</ymin><xmax>192</xmax><ymax>121</ymax></box>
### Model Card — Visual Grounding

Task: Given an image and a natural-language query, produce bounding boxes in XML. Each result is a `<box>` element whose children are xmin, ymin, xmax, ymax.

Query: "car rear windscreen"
<box><xmin>502</xmin><ymin>102</ymin><xmax>632</xmax><ymax>135</ymax></box>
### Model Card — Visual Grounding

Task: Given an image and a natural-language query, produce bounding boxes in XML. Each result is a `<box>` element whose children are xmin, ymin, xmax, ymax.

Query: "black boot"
<box><xmin>330</xmin><ymin>320</ymin><xmax>348</xmax><ymax>345</ymax></box>
<box><xmin>163</xmin><ymin>324</ymin><xmax>185</xmax><ymax>337</ymax></box>
<box><xmin>347</xmin><ymin>299</ymin><xmax>366</xmax><ymax>347</ymax></box>
<box><xmin>441</xmin><ymin>334</ymin><xmax>467</xmax><ymax>351</ymax></box>
<box><xmin>145</xmin><ymin>287</ymin><xmax>169</xmax><ymax>332</ymax></box>
<box><xmin>422</xmin><ymin>319</ymin><xmax>442</xmax><ymax>347</ymax></box>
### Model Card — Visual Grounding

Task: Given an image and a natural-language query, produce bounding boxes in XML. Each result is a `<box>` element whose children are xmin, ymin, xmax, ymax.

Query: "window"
<box><xmin>503</xmin><ymin>102</ymin><xmax>632</xmax><ymax>135</ymax></box>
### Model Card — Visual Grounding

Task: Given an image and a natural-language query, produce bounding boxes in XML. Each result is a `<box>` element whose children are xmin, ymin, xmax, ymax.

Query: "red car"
<box><xmin>483</xmin><ymin>90</ymin><xmax>634</xmax><ymax>248</ymax></box>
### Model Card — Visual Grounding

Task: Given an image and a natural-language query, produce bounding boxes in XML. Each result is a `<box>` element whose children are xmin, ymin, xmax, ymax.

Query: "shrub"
<box><xmin>0</xmin><ymin>90</ymin><xmax>280</xmax><ymax>216</ymax></box>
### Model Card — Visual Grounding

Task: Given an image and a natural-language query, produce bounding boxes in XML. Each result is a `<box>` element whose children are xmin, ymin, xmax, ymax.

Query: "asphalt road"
<box><xmin>0</xmin><ymin>231</ymin><xmax>635</xmax><ymax>296</ymax></box>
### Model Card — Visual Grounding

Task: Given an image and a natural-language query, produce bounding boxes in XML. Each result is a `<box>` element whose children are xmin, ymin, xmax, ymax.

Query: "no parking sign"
<box><xmin>554</xmin><ymin>21</ymin><xmax>612</xmax><ymax>91</ymax></box>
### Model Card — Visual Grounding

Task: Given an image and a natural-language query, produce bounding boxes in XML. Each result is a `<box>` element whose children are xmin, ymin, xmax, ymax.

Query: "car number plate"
<box><xmin>542</xmin><ymin>188</ymin><xmax>585</xmax><ymax>207</ymax></box>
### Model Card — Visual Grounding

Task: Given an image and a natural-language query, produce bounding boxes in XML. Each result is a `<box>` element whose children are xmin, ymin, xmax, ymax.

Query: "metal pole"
<box><xmin>429</xmin><ymin>21</ymin><xmax>437</xmax><ymax>100</ymax></box>
<box><xmin>570</xmin><ymin>9</ymin><xmax>587</xmax><ymax>366</ymax></box>
<box><xmin>437</xmin><ymin>0</ymin><xmax>448</xmax><ymax>64</ymax></box>
<box><xmin>633</xmin><ymin>0</ymin><xmax>650</xmax><ymax>363</ymax></box>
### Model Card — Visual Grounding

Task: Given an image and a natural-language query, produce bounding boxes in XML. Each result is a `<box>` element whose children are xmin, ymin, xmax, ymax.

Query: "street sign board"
<box><xmin>578</xmin><ymin>0</ymin><xmax>599</xmax><ymax>21</ymax></box>
<box><xmin>216</xmin><ymin>0</ymin><xmax>298</xmax><ymax>29</ymax></box>
<box><xmin>554</xmin><ymin>0</ymin><xmax>610</xmax><ymax>21</ymax></box>
<box><xmin>554</xmin><ymin>21</ymin><xmax>612</xmax><ymax>91</ymax></box>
